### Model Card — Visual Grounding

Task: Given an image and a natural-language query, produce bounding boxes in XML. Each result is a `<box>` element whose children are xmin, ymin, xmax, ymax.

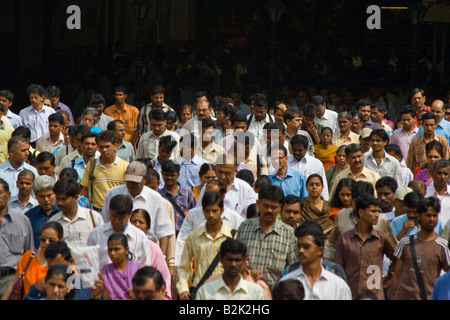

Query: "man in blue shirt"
<box><xmin>177</xmin><ymin>133</ymin><xmax>208</xmax><ymax>189</ymax></box>
<box><xmin>416</xmin><ymin>99</ymin><xmax>450</xmax><ymax>143</ymax></box>
<box><xmin>268</xmin><ymin>144</ymin><xmax>308</xmax><ymax>198</ymax></box>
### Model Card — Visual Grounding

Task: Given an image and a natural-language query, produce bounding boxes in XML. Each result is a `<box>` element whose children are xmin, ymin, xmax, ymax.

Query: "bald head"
<box><xmin>196</xmin><ymin>100</ymin><xmax>211</xmax><ymax>121</ymax></box>
<box><xmin>430</xmin><ymin>99</ymin><xmax>445</xmax><ymax>123</ymax></box>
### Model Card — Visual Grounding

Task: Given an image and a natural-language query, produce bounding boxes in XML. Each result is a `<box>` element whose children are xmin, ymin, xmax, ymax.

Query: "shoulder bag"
<box><xmin>409</xmin><ymin>235</ymin><xmax>427</xmax><ymax>300</ymax></box>
<box><xmin>8</xmin><ymin>249</ymin><xmax>37</xmax><ymax>300</ymax></box>
<box><xmin>87</xmin><ymin>158</ymin><xmax>97</xmax><ymax>202</ymax></box>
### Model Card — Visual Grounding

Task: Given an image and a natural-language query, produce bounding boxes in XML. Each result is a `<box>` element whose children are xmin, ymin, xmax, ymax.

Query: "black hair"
<box><xmin>45</xmin><ymin>86</ymin><xmax>61</xmax><ymax>98</ymax></box>
<box><xmin>132</xmin><ymin>266</ymin><xmax>166</xmax><ymax>290</ymax></box>
<box><xmin>0</xmin><ymin>178</ymin><xmax>9</xmax><ymax>193</ymax></box>
<box><xmin>253</xmin><ymin>94</ymin><xmax>268</xmax><ymax>108</ymax></box>
<box><xmin>114</xmin><ymin>85</ymin><xmax>128</xmax><ymax>94</ymax></box>
<box><xmin>355</xmin><ymin>193</ymin><xmax>381</xmax><ymax>216</ymax></box>
<box><xmin>404</xmin><ymin>191</ymin><xmax>424</xmax><ymax>208</ymax></box>
<box><xmin>306</xmin><ymin>173</ymin><xmax>323</xmax><ymax>186</ymax></box>
<box><xmin>417</xmin><ymin>196</ymin><xmax>441</xmax><ymax>214</ymax></box>
<box><xmin>352</xmin><ymin>181</ymin><xmax>374</xmax><ymax>198</ymax></box>
<box><xmin>202</xmin><ymin>192</ymin><xmax>224</xmax><ymax>209</ymax></box>
<box><xmin>59</xmin><ymin>167</ymin><xmax>79</xmax><ymax>181</ymax></box>
<box><xmin>290</xmin><ymin>135</ymin><xmax>309</xmax><ymax>149</ymax></box>
<box><xmin>254</xmin><ymin>175</ymin><xmax>272</xmax><ymax>192</ymax></box>
<box><xmin>7</xmin><ymin>135</ymin><xmax>29</xmax><ymax>152</ymax></box>
<box><xmin>375</xmin><ymin>176</ymin><xmax>398</xmax><ymax>194</ymax></box>
<box><xmin>27</xmin><ymin>84</ymin><xmax>46</xmax><ymax>97</ymax></box>
<box><xmin>385</xmin><ymin>144</ymin><xmax>403</xmax><ymax>161</ymax></box>
<box><xmin>231</xmin><ymin>113</ymin><xmax>248</xmax><ymax>124</ymax></box>
<box><xmin>11</xmin><ymin>126</ymin><xmax>31</xmax><ymax>140</ymax></box>
<box><xmin>400</xmin><ymin>105</ymin><xmax>416</xmax><ymax>118</ymax></box>
<box><xmin>44</xmin><ymin>241</ymin><xmax>71</xmax><ymax>261</ymax></box>
<box><xmin>131</xmin><ymin>208</ymin><xmax>151</xmax><ymax>231</ymax></box>
<box><xmin>53</xmin><ymin>178</ymin><xmax>80</xmax><ymax>197</ymax></box>
<box><xmin>330</xmin><ymin>178</ymin><xmax>355</xmax><ymax>207</ymax></box>
<box><xmin>96</xmin><ymin>130</ymin><xmax>116</xmax><ymax>145</ymax></box>
<box><xmin>149</xmin><ymin>108</ymin><xmax>166</xmax><ymax>121</ymax></box>
<box><xmin>409</xmin><ymin>88</ymin><xmax>425</xmax><ymax>101</ymax></box>
<box><xmin>421</xmin><ymin>111</ymin><xmax>437</xmax><ymax>123</ymax></box>
<box><xmin>370</xmin><ymin>128</ymin><xmax>389</xmax><ymax>142</ymax></box>
<box><xmin>219</xmin><ymin>238</ymin><xmax>247</xmax><ymax>258</ymax></box>
<box><xmin>81</xmin><ymin>132</ymin><xmax>98</xmax><ymax>144</ymax></box>
<box><xmin>426</xmin><ymin>140</ymin><xmax>444</xmax><ymax>157</ymax></box>
<box><xmin>201</xmin><ymin>117</ymin><xmax>215</xmax><ymax>129</ymax></box>
<box><xmin>106</xmin><ymin>119</ymin><xmax>125</xmax><ymax>131</ymax></box>
<box><xmin>38</xmin><ymin>221</ymin><xmax>64</xmax><ymax>239</ymax></box>
<box><xmin>205</xmin><ymin>179</ymin><xmax>227</xmax><ymax>197</ymax></box>
<box><xmin>310</xmin><ymin>95</ymin><xmax>326</xmax><ymax>106</ymax></box>
<box><xmin>159</xmin><ymin>135</ymin><xmax>178</xmax><ymax>152</ymax></box>
<box><xmin>246</xmin><ymin>203</ymin><xmax>258</xmax><ymax>219</ymax></box>
<box><xmin>370</xmin><ymin>101</ymin><xmax>387</xmax><ymax>113</ymax></box>
<box><xmin>18</xmin><ymin>169</ymin><xmax>35</xmax><ymax>180</ymax></box>
<box><xmin>344</xmin><ymin>143</ymin><xmax>363</xmax><ymax>157</ymax></box>
<box><xmin>35</xmin><ymin>151</ymin><xmax>56</xmax><ymax>166</ymax></box>
<box><xmin>199</xmin><ymin>163</ymin><xmax>215</xmax><ymax>177</ymax></box>
<box><xmin>272</xmin><ymin>279</ymin><xmax>305</xmax><ymax>300</ymax></box>
<box><xmin>150</xmin><ymin>85</ymin><xmax>165</xmax><ymax>95</ymax></box>
<box><xmin>236</xmin><ymin>169</ymin><xmax>255</xmax><ymax>186</ymax></box>
<box><xmin>76</xmin><ymin>124</ymin><xmax>91</xmax><ymax>138</ymax></box>
<box><xmin>48</xmin><ymin>113</ymin><xmax>64</xmax><ymax>125</ymax></box>
<box><xmin>258</xmin><ymin>184</ymin><xmax>284</xmax><ymax>203</ymax></box>
<box><xmin>88</xmin><ymin>93</ymin><xmax>106</xmax><ymax>106</ymax></box>
<box><xmin>354</xmin><ymin>290</ymin><xmax>378</xmax><ymax>301</ymax></box>
<box><xmin>0</xmin><ymin>89</ymin><xmax>14</xmax><ymax>102</ymax></box>
<box><xmin>107</xmin><ymin>232</ymin><xmax>134</xmax><ymax>261</ymax></box>
<box><xmin>303</xmin><ymin>103</ymin><xmax>317</xmax><ymax>118</ymax></box>
<box><xmin>294</xmin><ymin>220</ymin><xmax>325</xmax><ymax>247</ymax></box>
<box><xmin>161</xmin><ymin>159</ymin><xmax>180</xmax><ymax>173</ymax></box>
<box><xmin>355</xmin><ymin>99</ymin><xmax>370</xmax><ymax>110</ymax></box>
<box><xmin>281</xmin><ymin>194</ymin><xmax>301</xmax><ymax>208</ymax></box>
<box><xmin>165</xmin><ymin>110</ymin><xmax>178</xmax><ymax>123</ymax></box>
<box><xmin>110</xmin><ymin>194</ymin><xmax>133</xmax><ymax>216</ymax></box>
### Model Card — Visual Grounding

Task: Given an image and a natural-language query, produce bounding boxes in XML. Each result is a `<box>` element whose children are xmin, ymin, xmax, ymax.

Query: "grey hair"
<box><xmin>33</xmin><ymin>175</ymin><xmax>56</xmax><ymax>193</ymax></box>
<box><xmin>82</xmin><ymin>107</ymin><xmax>99</xmax><ymax>124</ymax></box>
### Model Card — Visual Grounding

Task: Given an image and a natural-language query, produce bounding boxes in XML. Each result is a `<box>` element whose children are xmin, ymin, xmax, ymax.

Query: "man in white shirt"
<box><xmin>175</xmin><ymin>179</ymin><xmax>244</xmax><ymax>266</ymax></box>
<box><xmin>86</xmin><ymin>194</ymin><xmax>151</xmax><ymax>268</ymax></box>
<box><xmin>425</xmin><ymin>159</ymin><xmax>450</xmax><ymax>226</ymax></box>
<box><xmin>100</xmin><ymin>161</ymin><xmax>174</xmax><ymax>257</ymax></box>
<box><xmin>288</xmin><ymin>134</ymin><xmax>329</xmax><ymax>200</ymax></box>
<box><xmin>313</xmin><ymin>95</ymin><xmax>339</xmax><ymax>132</ymax></box>
<box><xmin>246</xmin><ymin>94</ymin><xmax>274</xmax><ymax>144</ymax></box>
<box><xmin>50</xmin><ymin>177</ymin><xmax>104</xmax><ymax>244</ymax></box>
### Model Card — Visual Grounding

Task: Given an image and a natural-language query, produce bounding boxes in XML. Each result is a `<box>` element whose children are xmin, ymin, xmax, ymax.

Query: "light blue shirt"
<box><xmin>391</xmin><ymin>213</ymin><xmax>443</xmax><ymax>237</ymax></box>
<box><xmin>0</xmin><ymin>159</ymin><xmax>39</xmax><ymax>197</ymax></box>
<box><xmin>6</xmin><ymin>110</ymin><xmax>22</xmax><ymax>129</ymax></box>
<box><xmin>116</xmin><ymin>140</ymin><xmax>135</xmax><ymax>163</ymax></box>
<box><xmin>416</xmin><ymin>118</ymin><xmax>450</xmax><ymax>143</ymax></box>
<box><xmin>177</xmin><ymin>155</ymin><xmax>208</xmax><ymax>189</ymax></box>
<box><xmin>18</xmin><ymin>105</ymin><xmax>55</xmax><ymax>142</ymax></box>
<box><xmin>269</xmin><ymin>166</ymin><xmax>308</xmax><ymax>198</ymax></box>
<box><xmin>8</xmin><ymin>194</ymin><xmax>39</xmax><ymax>215</ymax></box>
<box><xmin>66</xmin><ymin>155</ymin><xmax>96</xmax><ymax>183</ymax></box>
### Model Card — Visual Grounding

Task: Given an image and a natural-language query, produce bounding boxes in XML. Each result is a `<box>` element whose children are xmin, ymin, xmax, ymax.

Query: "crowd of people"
<box><xmin>0</xmin><ymin>81</ymin><xmax>449</xmax><ymax>301</ymax></box>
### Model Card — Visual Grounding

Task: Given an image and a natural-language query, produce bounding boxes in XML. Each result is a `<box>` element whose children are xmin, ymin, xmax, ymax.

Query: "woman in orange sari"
<box><xmin>329</xmin><ymin>178</ymin><xmax>355</xmax><ymax>223</ymax></box>
<box><xmin>314</xmin><ymin>127</ymin><xmax>338</xmax><ymax>171</ymax></box>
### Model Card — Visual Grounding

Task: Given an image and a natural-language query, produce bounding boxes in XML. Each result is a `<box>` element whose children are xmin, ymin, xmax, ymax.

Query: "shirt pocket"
<box><xmin>5</xmin><ymin>234</ymin><xmax>25</xmax><ymax>254</ymax></box>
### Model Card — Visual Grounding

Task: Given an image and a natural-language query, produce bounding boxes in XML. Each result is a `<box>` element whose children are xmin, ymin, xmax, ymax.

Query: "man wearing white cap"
<box><xmin>100</xmin><ymin>161</ymin><xmax>175</xmax><ymax>256</ymax></box>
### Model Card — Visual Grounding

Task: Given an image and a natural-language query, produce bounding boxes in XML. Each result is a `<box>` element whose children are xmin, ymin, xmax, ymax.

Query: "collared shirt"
<box><xmin>406</xmin><ymin>134</ymin><xmax>450</xmax><ymax>172</ymax></box>
<box><xmin>362</xmin><ymin>118</ymin><xmax>382</xmax><ymax>130</ymax></box>
<box><xmin>334</xmin><ymin>227</ymin><xmax>396</xmax><ymax>300</ymax></box>
<box><xmin>278</xmin><ymin>265</ymin><xmax>352</xmax><ymax>300</ymax></box>
<box><xmin>54</xmin><ymin>101</ymin><xmax>75</xmax><ymax>125</ymax></box>
<box><xmin>49</xmin><ymin>205</ymin><xmax>104</xmax><ymax>244</ymax></box>
<box><xmin>8</xmin><ymin>195</ymin><xmax>38</xmax><ymax>216</ymax></box>
<box><xmin>177</xmin><ymin>222</ymin><xmax>233</xmax><ymax>294</ymax></box>
<box><xmin>94</xmin><ymin>113</ymin><xmax>114</xmax><ymax>131</ymax></box>
<box><xmin>101</xmin><ymin>184</ymin><xmax>174</xmax><ymax>240</ymax></box>
<box><xmin>177</xmin><ymin>155</ymin><xmax>208</xmax><ymax>189</ymax></box>
<box><xmin>416</xmin><ymin>118</ymin><xmax>450</xmax><ymax>144</ymax></box>
<box><xmin>196</xmin><ymin>177</ymin><xmax>258</xmax><ymax>220</ymax></box>
<box><xmin>18</xmin><ymin>105</ymin><xmax>56</xmax><ymax>142</ymax></box>
<box><xmin>247</xmin><ymin>113</ymin><xmax>275</xmax><ymax>144</ymax></box>
<box><xmin>332</xmin><ymin>130</ymin><xmax>360</xmax><ymax>147</ymax></box>
<box><xmin>195</xmin><ymin>142</ymin><xmax>226</xmax><ymax>164</ymax></box>
<box><xmin>237</xmin><ymin>217</ymin><xmax>298</xmax><ymax>288</ymax></box>
<box><xmin>103</xmin><ymin>103</ymin><xmax>139</xmax><ymax>142</ymax></box>
<box><xmin>0</xmin><ymin>121</ymin><xmax>14</xmax><ymax>162</ymax></box>
<box><xmin>80</xmin><ymin>156</ymin><xmax>129</xmax><ymax>209</ymax></box>
<box><xmin>269</xmin><ymin>166</ymin><xmax>308</xmax><ymax>199</ymax></box>
<box><xmin>364</xmin><ymin>150</ymin><xmax>404</xmax><ymax>186</ymax></box>
<box><xmin>35</xmin><ymin>132</ymin><xmax>65</xmax><ymax>154</ymax></box>
<box><xmin>58</xmin><ymin>149</ymin><xmax>81</xmax><ymax>175</ymax></box>
<box><xmin>136</xmin><ymin>129</ymin><xmax>180</xmax><ymax>160</ymax></box>
<box><xmin>285</xmin><ymin>129</ymin><xmax>315</xmax><ymax>156</ymax></box>
<box><xmin>391</xmin><ymin>213</ymin><xmax>443</xmax><ymax>237</ymax></box>
<box><xmin>329</xmin><ymin>167</ymin><xmax>381</xmax><ymax>201</ymax></box>
<box><xmin>288</xmin><ymin>154</ymin><xmax>328</xmax><ymax>200</ymax></box>
<box><xmin>175</xmin><ymin>206</ymin><xmax>244</xmax><ymax>266</ymax></box>
<box><xmin>389</xmin><ymin>126</ymin><xmax>419</xmax><ymax>161</ymax></box>
<box><xmin>135</xmin><ymin>103</ymin><xmax>175</xmax><ymax>134</ymax></box>
<box><xmin>55</xmin><ymin>144</ymin><xmax>74</xmax><ymax>168</ymax></box>
<box><xmin>158</xmin><ymin>184</ymin><xmax>197</xmax><ymax>232</ymax></box>
<box><xmin>323</xmin><ymin>207</ymin><xmax>398</xmax><ymax>261</ymax></box>
<box><xmin>236</xmin><ymin>102</ymin><xmax>251</xmax><ymax>116</ymax></box>
<box><xmin>315</xmin><ymin>109</ymin><xmax>339</xmax><ymax>132</ymax></box>
<box><xmin>426</xmin><ymin>183</ymin><xmax>450</xmax><ymax>226</ymax></box>
<box><xmin>196</xmin><ymin>274</ymin><xmax>267</xmax><ymax>300</ymax></box>
<box><xmin>66</xmin><ymin>155</ymin><xmax>97</xmax><ymax>183</ymax></box>
<box><xmin>0</xmin><ymin>210</ymin><xmax>35</xmax><ymax>269</ymax></box>
<box><xmin>0</xmin><ymin>160</ymin><xmax>39</xmax><ymax>198</ymax></box>
<box><xmin>86</xmin><ymin>221</ymin><xmax>151</xmax><ymax>268</ymax></box>
<box><xmin>24</xmin><ymin>204</ymin><xmax>59</xmax><ymax>248</ymax></box>
<box><xmin>217</xmin><ymin>130</ymin><xmax>261</xmax><ymax>155</ymax></box>
<box><xmin>116</xmin><ymin>140</ymin><xmax>135</xmax><ymax>163</ymax></box>
<box><xmin>6</xmin><ymin>109</ymin><xmax>23</xmax><ymax>129</ymax></box>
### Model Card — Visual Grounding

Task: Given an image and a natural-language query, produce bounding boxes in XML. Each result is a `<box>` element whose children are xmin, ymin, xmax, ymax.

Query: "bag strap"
<box><xmin>409</xmin><ymin>235</ymin><xmax>427</xmax><ymax>300</ymax></box>
<box><xmin>165</xmin><ymin>192</ymin><xmax>186</xmax><ymax>221</ymax></box>
<box><xmin>89</xmin><ymin>209</ymin><xmax>96</xmax><ymax>228</ymax></box>
<box><xmin>20</xmin><ymin>249</ymin><xmax>37</xmax><ymax>278</ymax></box>
<box><xmin>194</xmin><ymin>229</ymin><xmax>237</xmax><ymax>289</ymax></box>
<box><xmin>87</xmin><ymin>158</ymin><xmax>97</xmax><ymax>202</ymax></box>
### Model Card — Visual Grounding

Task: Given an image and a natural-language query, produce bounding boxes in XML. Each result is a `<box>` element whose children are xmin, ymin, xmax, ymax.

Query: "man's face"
<box><xmin>297</xmin><ymin>235</ymin><xmax>322</xmax><ymax>266</ymax></box>
<box><xmin>161</xmin><ymin>170</ymin><xmax>179</xmax><ymax>188</ymax></box>
<box><xmin>316</xmin><ymin>104</ymin><xmax>326</xmax><ymax>119</ymax></box>
<box><xmin>274</xmin><ymin>108</ymin><xmax>285</xmax><ymax>124</ymax></box>
<box><xmin>433</xmin><ymin>165</ymin><xmax>450</xmax><ymax>189</ymax></box>
<box><xmin>48</xmin><ymin>96</ymin><xmax>60</xmax><ymax>109</ymax></box>
<box><xmin>150</xmin><ymin>119</ymin><xmax>166</xmax><ymax>136</ymax></box>
<box><xmin>0</xmin><ymin>96</ymin><xmax>12</xmax><ymax>112</ymax></box>
<box><xmin>295</xmin><ymin>91</ymin><xmax>308</xmax><ymax>107</ymax></box>
<box><xmin>36</xmin><ymin>160</ymin><xmax>55</xmax><ymax>177</ymax></box>
<box><xmin>109</xmin><ymin>210</ymin><xmax>131</xmax><ymax>232</ymax></box>
<box><xmin>253</xmin><ymin>105</ymin><xmax>267</xmax><ymax>122</ymax></box>
<box><xmin>201</xmin><ymin>126</ymin><xmax>214</xmax><ymax>144</ymax></box>
<box><xmin>401</xmin><ymin>113</ymin><xmax>415</xmax><ymax>131</ymax></box>
<box><xmin>329</xmin><ymin>93</ymin><xmax>341</xmax><ymax>106</ymax></box>
<box><xmin>370</xmin><ymin>108</ymin><xmax>384</xmax><ymax>124</ymax></box>
<box><xmin>411</xmin><ymin>92</ymin><xmax>426</xmax><ymax>109</ymax></box>
<box><xmin>202</xmin><ymin>203</ymin><xmax>223</xmax><ymax>227</ymax></box>
<box><xmin>114</xmin><ymin>91</ymin><xmax>127</xmax><ymax>104</ymax></box>
<box><xmin>291</xmin><ymin>143</ymin><xmax>307</xmax><ymax>162</ymax></box>
<box><xmin>29</xmin><ymin>93</ymin><xmax>44</xmax><ymax>109</ymax></box>
<box><xmin>232</xmin><ymin>121</ymin><xmax>247</xmax><ymax>133</ymax></box>
<box><xmin>98</xmin><ymin>140</ymin><xmax>116</xmax><ymax>159</ymax></box>
<box><xmin>151</xmin><ymin>93</ymin><xmax>164</xmax><ymax>108</ymax></box>
<box><xmin>145</xmin><ymin>176</ymin><xmax>159</xmax><ymax>191</ymax></box>
<box><xmin>126</xmin><ymin>178</ymin><xmax>146</xmax><ymax>197</ymax></box>
<box><xmin>280</xmin><ymin>202</ymin><xmax>301</xmax><ymax>229</ymax></box>
<box><xmin>346</xmin><ymin>151</ymin><xmax>364</xmax><ymax>170</ymax></box>
<box><xmin>215</xmin><ymin>164</ymin><xmax>236</xmax><ymax>187</ymax></box>
<box><xmin>158</xmin><ymin>146</ymin><xmax>172</xmax><ymax>163</ymax></box>
<box><xmin>17</xmin><ymin>175</ymin><xmax>34</xmax><ymax>198</ymax></box>
<box><xmin>358</xmin><ymin>204</ymin><xmax>380</xmax><ymax>225</ymax></box>
<box><xmin>338</xmin><ymin>116</ymin><xmax>351</xmax><ymax>133</ymax></box>
<box><xmin>360</xmin><ymin>137</ymin><xmax>371</xmax><ymax>151</ymax></box>
<box><xmin>257</xmin><ymin>198</ymin><xmax>281</xmax><ymax>225</ymax></box>
<box><xmin>351</xmin><ymin>115</ymin><xmax>363</xmax><ymax>134</ymax></box>
<box><xmin>358</xmin><ymin>105</ymin><xmax>371</xmax><ymax>122</ymax></box>
<box><xmin>82</xmin><ymin>137</ymin><xmax>97</xmax><ymax>158</ymax></box>
<box><xmin>89</xmin><ymin>103</ymin><xmax>105</xmax><ymax>114</ymax></box>
<box><xmin>55</xmin><ymin>193</ymin><xmax>78</xmax><ymax>214</ymax></box>
<box><xmin>422</xmin><ymin>119</ymin><xmax>436</xmax><ymax>136</ymax></box>
<box><xmin>376</xmin><ymin>186</ymin><xmax>395</xmax><ymax>212</ymax></box>
<box><xmin>417</xmin><ymin>207</ymin><xmax>439</xmax><ymax>232</ymax></box>
<box><xmin>370</xmin><ymin>134</ymin><xmax>387</xmax><ymax>152</ymax></box>
<box><xmin>220</xmin><ymin>252</ymin><xmax>245</xmax><ymax>279</ymax></box>
<box><xmin>430</xmin><ymin>102</ymin><xmax>444</xmax><ymax>123</ymax></box>
<box><xmin>48</xmin><ymin>121</ymin><xmax>62</xmax><ymax>138</ymax></box>
<box><xmin>230</xmin><ymin>93</ymin><xmax>242</xmax><ymax>105</ymax></box>
<box><xmin>10</xmin><ymin>141</ymin><xmax>30</xmax><ymax>164</ymax></box>
<box><xmin>405</xmin><ymin>206</ymin><xmax>418</xmax><ymax>223</ymax></box>
<box><xmin>0</xmin><ymin>183</ymin><xmax>11</xmax><ymax>211</ymax></box>
<box><xmin>133</xmin><ymin>279</ymin><xmax>166</xmax><ymax>300</ymax></box>
<box><xmin>36</xmin><ymin>189</ymin><xmax>56</xmax><ymax>212</ymax></box>
<box><xmin>114</xmin><ymin>122</ymin><xmax>126</xmax><ymax>141</ymax></box>
<box><xmin>271</xmin><ymin>149</ymin><xmax>288</xmax><ymax>172</ymax></box>
<box><xmin>286</xmin><ymin>116</ymin><xmax>302</xmax><ymax>131</ymax></box>
<box><xmin>444</xmin><ymin>108</ymin><xmax>450</xmax><ymax>122</ymax></box>
<box><xmin>196</xmin><ymin>102</ymin><xmax>211</xmax><ymax>121</ymax></box>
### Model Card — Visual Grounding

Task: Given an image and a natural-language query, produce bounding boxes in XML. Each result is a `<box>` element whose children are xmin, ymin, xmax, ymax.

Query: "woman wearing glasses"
<box><xmin>2</xmin><ymin>221</ymin><xmax>63</xmax><ymax>300</ymax></box>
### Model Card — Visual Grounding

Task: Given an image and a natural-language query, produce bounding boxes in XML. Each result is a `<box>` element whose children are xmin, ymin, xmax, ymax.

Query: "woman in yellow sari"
<box><xmin>191</xmin><ymin>163</ymin><xmax>216</xmax><ymax>199</ymax></box>
<box><xmin>314</xmin><ymin>127</ymin><xmax>338</xmax><ymax>171</ymax></box>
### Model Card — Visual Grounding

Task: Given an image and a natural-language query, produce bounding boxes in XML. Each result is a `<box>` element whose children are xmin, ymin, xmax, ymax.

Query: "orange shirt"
<box><xmin>17</xmin><ymin>250</ymin><xmax>48</xmax><ymax>294</ymax></box>
<box><xmin>104</xmin><ymin>103</ymin><xmax>139</xmax><ymax>142</ymax></box>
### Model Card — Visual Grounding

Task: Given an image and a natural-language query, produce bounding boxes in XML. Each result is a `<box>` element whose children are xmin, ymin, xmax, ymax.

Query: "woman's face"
<box><xmin>107</xmin><ymin>239</ymin><xmax>129</xmax><ymax>265</ymax></box>
<box><xmin>306</xmin><ymin>177</ymin><xmax>323</xmax><ymax>198</ymax></box>
<box><xmin>427</xmin><ymin>149</ymin><xmax>442</xmax><ymax>168</ymax></box>
<box><xmin>338</xmin><ymin>186</ymin><xmax>352</xmax><ymax>208</ymax></box>
<box><xmin>130</xmin><ymin>212</ymin><xmax>148</xmax><ymax>233</ymax></box>
<box><xmin>336</xmin><ymin>150</ymin><xmax>347</xmax><ymax>166</ymax></box>
<box><xmin>181</xmin><ymin>109</ymin><xmax>192</xmax><ymax>124</ymax></box>
<box><xmin>82</xmin><ymin>114</ymin><xmax>95</xmax><ymax>128</ymax></box>
<box><xmin>200</xmin><ymin>170</ymin><xmax>216</xmax><ymax>186</ymax></box>
<box><xmin>39</xmin><ymin>228</ymin><xmax>61</xmax><ymax>253</ymax></box>
<box><xmin>320</xmin><ymin>130</ymin><xmax>332</xmax><ymax>146</ymax></box>
<box><xmin>46</xmin><ymin>274</ymin><xmax>69</xmax><ymax>300</ymax></box>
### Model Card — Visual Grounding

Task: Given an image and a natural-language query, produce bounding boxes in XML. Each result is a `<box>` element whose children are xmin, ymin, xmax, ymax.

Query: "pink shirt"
<box><xmin>148</xmin><ymin>239</ymin><xmax>172</xmax><ymax>299</ymax></box>
<box><xmin>389</xmin><ymin>127</ymin><xmax>419</xmax><ymax>161</ymax></box>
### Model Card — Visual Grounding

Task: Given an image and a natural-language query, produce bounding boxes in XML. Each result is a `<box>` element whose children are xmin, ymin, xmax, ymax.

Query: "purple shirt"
<box><xmin>415</xmin><ymin>169</ymin><xmax>434</xmax><ymax>187</ymax></box>
<box><xmin>55</xmin><ymin>101</ymin><xmax>75</xmax><ymax>125</ymax></box>
<box><xmin>390</xmin><ymin>127</ymin><xmax>419</xmax><ymax>161</ymax></box>
<box><xmin>103</xmin><ymin>260</ymin><xmax>142</xmax><ymax>300</ymax></box>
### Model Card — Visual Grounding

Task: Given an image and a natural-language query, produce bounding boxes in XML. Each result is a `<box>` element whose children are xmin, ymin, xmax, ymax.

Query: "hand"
<box><xmin>91</xmin><ymin>272</ymin><xmax>104</xmax><ymax>299</ymax></box>
<box><xmin>127</xmin><ymin>289</ymin><xmax>136</xmax><ymax>300</ymax></box>
<box><xmin>179</xmin><ymin>291</ymin><xmax>191</xmax><ymax>300</ymax></box>
<box><xmin>402</xmin><ymin>219</ymin><xmax>416</xmax><ymax>231</ymax></box>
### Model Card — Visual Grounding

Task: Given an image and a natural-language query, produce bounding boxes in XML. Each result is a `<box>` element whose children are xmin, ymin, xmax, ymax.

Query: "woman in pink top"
<box><xmin>130</xmin><ymin>209</ymin><xmax>172</xmax><ymax>299</ymax></box>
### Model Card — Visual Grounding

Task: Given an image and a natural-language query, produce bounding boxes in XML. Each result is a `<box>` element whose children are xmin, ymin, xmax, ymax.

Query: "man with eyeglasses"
<box><xmin>0</xmin><ymin>178</ymin><xmax>34</xmax><ymax>297</ymax></box>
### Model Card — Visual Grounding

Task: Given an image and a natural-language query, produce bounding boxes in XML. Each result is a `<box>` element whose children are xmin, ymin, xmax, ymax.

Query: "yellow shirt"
<box><xmin>177</xmin><ymin>222</ymin><xmax>233</xmax><ymax>295</ymax></box>
<box><xmin>0</xmin><ymin>122</ymin><xmax>14</xmax><ymax>163</ymax></box>
<box><xmin>80</xmin><ymin>156</ymin><xmax>129</xmax><ymax>209</ymax></box>
<box><xmin>329</xmin><ymin>166</ymin><xmax>381</xmax><ymax>200</ymax></box>
<box><xmin>104</xmin><ymin>103</ymin><xmax>139</xmax><ymax>142</ymax></box>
